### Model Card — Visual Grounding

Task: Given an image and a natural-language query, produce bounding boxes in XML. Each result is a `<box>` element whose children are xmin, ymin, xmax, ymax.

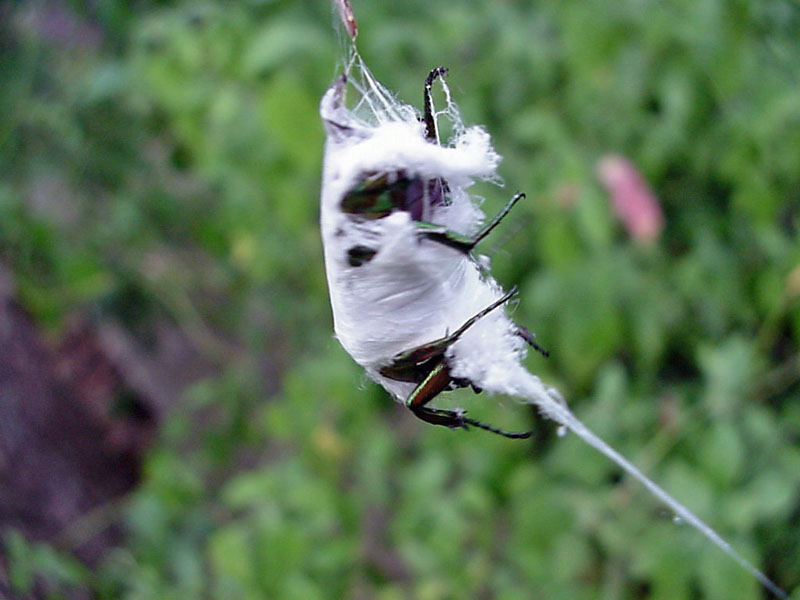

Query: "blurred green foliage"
<box><xmin>1</xmin><ymin>0</ymin><xmax>799</xmax><ymax>598</ymax></box>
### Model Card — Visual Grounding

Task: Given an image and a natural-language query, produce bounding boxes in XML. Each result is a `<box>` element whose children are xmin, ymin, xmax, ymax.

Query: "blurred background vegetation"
<box><xmin>1</xmin><ymin>0</ymin><xmax>799</xmax><ymax>598</ymax></box>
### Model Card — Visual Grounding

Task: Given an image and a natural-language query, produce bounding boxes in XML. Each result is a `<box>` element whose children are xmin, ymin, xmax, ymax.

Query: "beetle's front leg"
<box><xmin>416</xmin><ymin>192</ymin><xmax>525</xmax><ymax>253</ymax></box>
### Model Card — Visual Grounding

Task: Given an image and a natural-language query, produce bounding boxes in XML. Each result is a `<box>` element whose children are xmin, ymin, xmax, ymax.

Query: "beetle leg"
<box><xmin>405</xmin><ymin>363</ymin><xmax>531</xmax><ymax>438</ymax></box>
<box><xmin>413</xmin><ymin>405</ymin><xmax>533</xmax><ymax>438</ymax></box>
<box><xmin>376</xmin><ymin>288</ymin><xmax>532</xmax><ymax>439</ymax></box>
<box><xmin>423</xmin><ymin>66</ymin><xmax>449</xmax><ymax>143</ymax></box>
<box><xmin>405</xmin><ymin>361</ymin><xmax>533</xmax><ymax>438</ymax></box>
<box><xmin>515</xmin><ymin>324</ymin><xmax>550</xmax><ymax>358</ymax></box>
<box><xmin>379</xmin><ymin>286</ymin><xmax>518</xmax><ymax>382</ymax></box>
<box><xmin>417</xmin><ymin>192</ymin><xmax>525</xmax><ymax>253</ymax></box>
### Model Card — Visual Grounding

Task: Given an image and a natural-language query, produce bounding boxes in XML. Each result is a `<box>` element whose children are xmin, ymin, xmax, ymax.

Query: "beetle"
<box><xmin>320</xmin><ymin>65</ymin><xmax>546</xmax><ymax>438</ymax></box>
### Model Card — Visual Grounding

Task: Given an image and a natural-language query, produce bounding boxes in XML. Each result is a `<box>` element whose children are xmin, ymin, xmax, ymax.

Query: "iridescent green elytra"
<box><xmin>340</xmin><ymin>171</ymin><xmax>416</xmax><ymax>219</ymax></box>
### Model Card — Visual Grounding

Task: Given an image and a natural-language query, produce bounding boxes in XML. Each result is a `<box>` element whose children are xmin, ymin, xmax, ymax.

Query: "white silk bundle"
<box><xmin>318</xmin><ymin>46</ymin><xmax>786</xmax><ymax>599</ymax></box>
<box><xmin>319</xmin><ymin>55</ymin><xmax>523</xmax><ymax>403</ymax></box>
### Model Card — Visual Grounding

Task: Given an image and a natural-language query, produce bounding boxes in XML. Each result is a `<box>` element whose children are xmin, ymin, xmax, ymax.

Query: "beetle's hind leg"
<box><xmin>378</xmin><ymin>288</ymin><xmax>532</xmax><ymax>439</ymax></box>
<box><xmin>414</xmin><ymin>405</ymin><xmax>532</xmax><ymax>439</ymax></box>
<box><xmin>379</xmin><ymin>286</ymin><xmax>518</xmax><ymax>382</ymax></box>
<box><xmin>403</xmin><ymin>361</ymin><xmax>531</xmax><ymax>439</ymax></box>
